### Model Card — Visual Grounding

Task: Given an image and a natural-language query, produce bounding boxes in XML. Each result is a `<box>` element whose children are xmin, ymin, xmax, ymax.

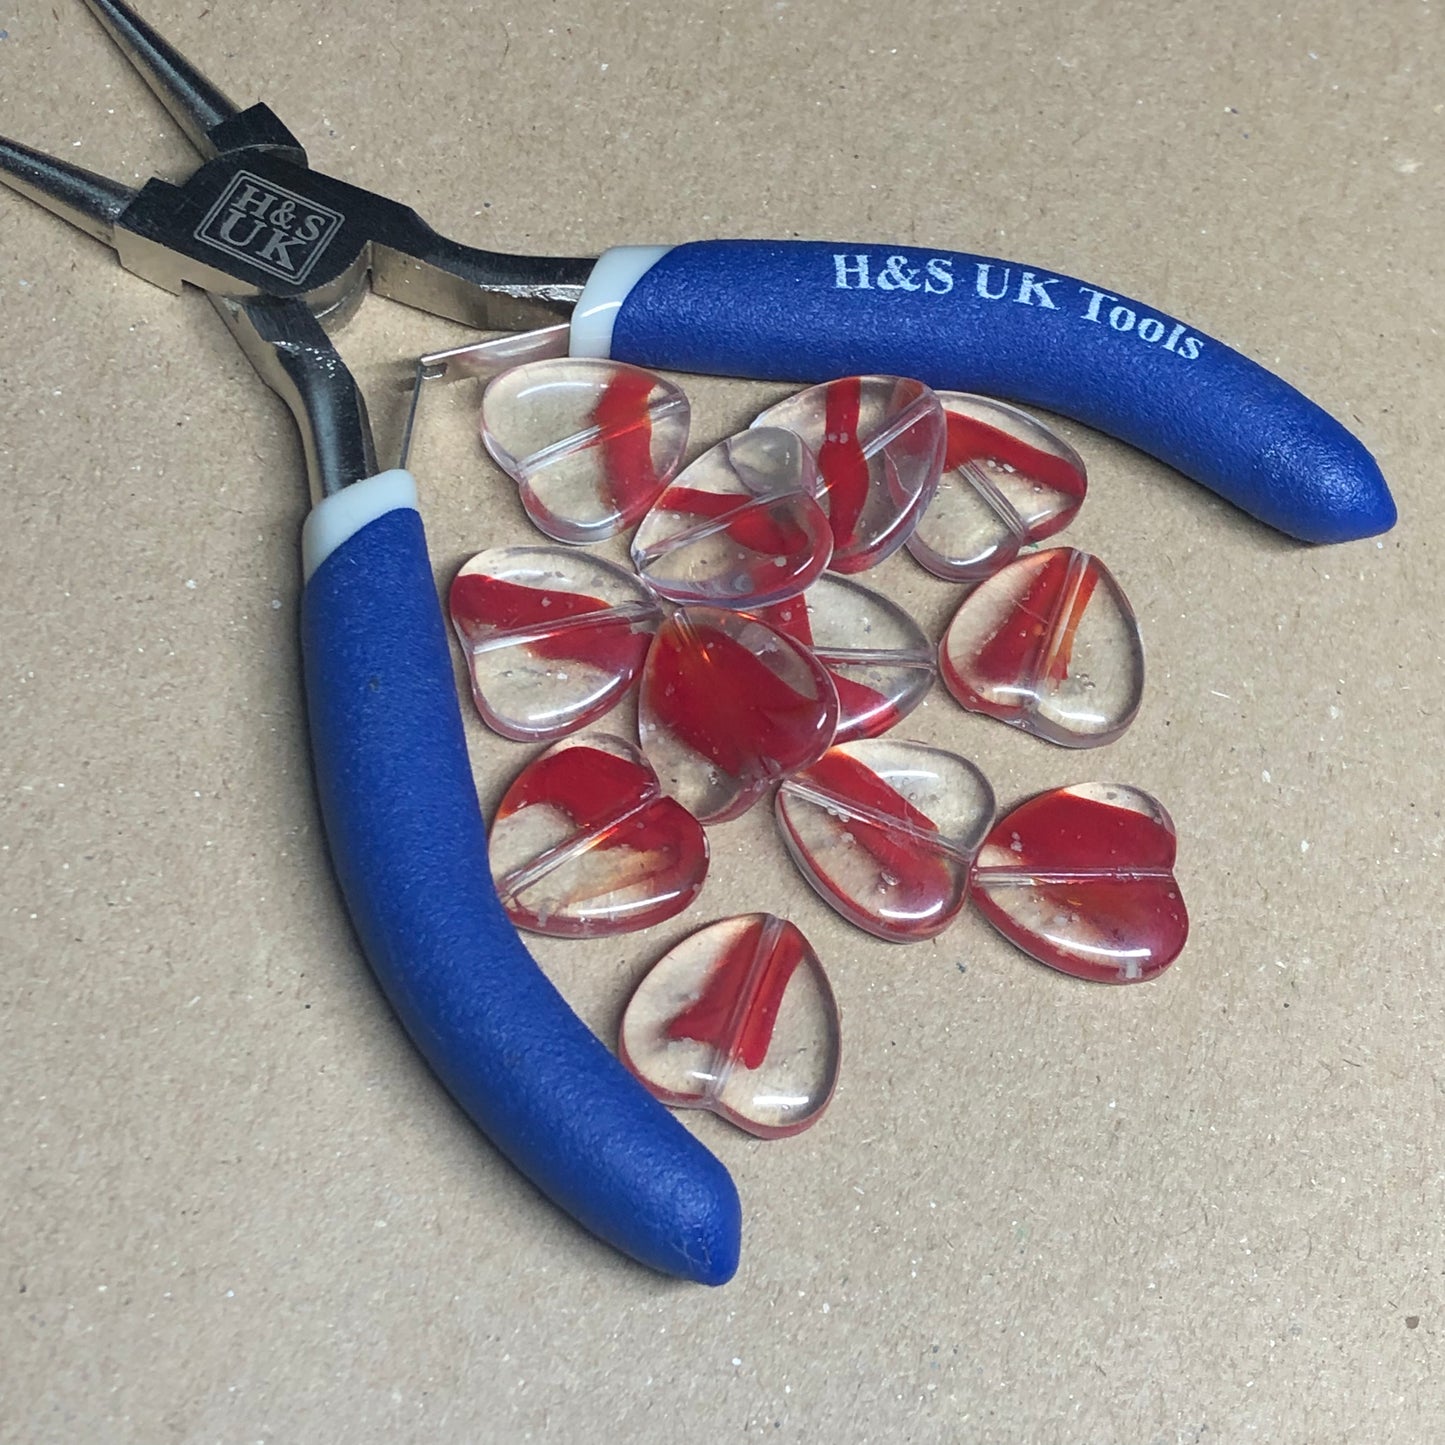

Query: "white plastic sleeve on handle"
<box><xmin>568</xmin><ymin>245</ymin><xmax>674</xmax><ymax>359</ymax></box>
<box><xmin>301</xmin><ymin>469</ymin><xmax>419</xmax><ymax>582</ymax></box>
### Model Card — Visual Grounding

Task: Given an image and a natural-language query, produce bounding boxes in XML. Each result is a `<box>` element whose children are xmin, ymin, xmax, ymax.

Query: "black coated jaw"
<box><xmin>0</xmin><ymin>0</ymin><xmax>597</xmax><ymax>499</ymax></box>
<box><xmin>114</xmin><ymin>146</ymin><xmax>591</xmax><ymax>331</ymax></box>
<box><xmin>1</xmin><ymin>0</ymin><xmax>593</xmax><ymax>330</ymax></box>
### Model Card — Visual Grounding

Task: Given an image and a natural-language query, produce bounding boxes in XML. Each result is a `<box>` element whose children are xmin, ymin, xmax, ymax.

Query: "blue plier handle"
<box><xmin>0</xmin><ymin>0</ymin><xmax>1394</xmax><ymax>1288</ymax></box>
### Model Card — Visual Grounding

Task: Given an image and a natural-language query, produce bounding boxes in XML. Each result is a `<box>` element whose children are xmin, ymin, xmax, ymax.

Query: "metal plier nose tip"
<box><xmin>79</xmin><ymin>0</ymin><xmax>233</xmax><ymax>145</ymax></box>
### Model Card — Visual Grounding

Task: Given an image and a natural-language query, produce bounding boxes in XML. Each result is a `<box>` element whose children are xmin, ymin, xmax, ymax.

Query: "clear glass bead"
<box><xmin>481</xmin><ymin>358</ymin><xmax>689</xmax><ymax>543</ymax></box>
<box><xmin>638</xmin><ymin>606</ymin><xmax>839</xmax><ymax>823</ymax></box>
<box><xmin>630</xmin><ymin>427</ymin><xmax>832</xmax><ymax>608</ymax></box>
<box><xmin>488</xmin><ymin>734</ymin><xmax>709</xmax><ymax>937</ymax></box>
<box><xmin>752</xmin><ymin>375</ymin><xmax>945</xmax><ymax>572</ymax></box>
<box><xmin>939</xmin><ymin>546</ymin><xmax>1144</xmax><ymax>747</ymax></box>
<box><xmin>969</xmin><ymin>783</ymin><xmax>1187</xmax><ymax>982</ymax></box>
<box><xmin>759</xmin><ymin>574</ymin><xmax>935</xmax><ymax>744</ymax></box>
<box><xmin>777</xmin><ymin>739</ymin><xmax>994</xmax><ymax>941</ymax></box>
<box><xmin>907</xmin><ymin>392</ymin><xmax>1087</xmax><ymax>582</ymax></box>
<box><xmin>619</xmin><ymin>913</ymin><xmax>839</xmax><ymax>1138</ymax></box>
<box><xmin>449</xmin><ymin>546</ymin><xmax>660</xmax><ymax>741</ymax></box>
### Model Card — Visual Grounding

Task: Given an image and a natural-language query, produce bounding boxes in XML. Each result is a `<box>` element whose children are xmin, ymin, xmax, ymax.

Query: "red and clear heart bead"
<box><xmin>759</xmin><ymin>575</ymin><xmax>935</xmax><ymax>744</ymax></box>
<box><xmin>638</xmin><ymin>606</ymin><xmax>839</xmax><ymax>824</ymax></box>
<box><xmin>752</xmin><ymin>375</ymin><xmax>945</xmax><ymax>573</ymax></box>
<box><xmin>907</xmin><ymin>393</ymin><xmax>1088</xmax><ymax>582</ymax></box>
<box><xmin>619</xmin><ymin>913</ymin><xmax>839</xmax><ymax>1138</ymax></box>
<box><xmin>488</xmin><ymin>735</ymin><xmax>709</xmax><ymax>937</ymax></box>
<box><xmin>629</xmin><ymin>427</ymin><xmax>832</xmax><ymax>608</ymax></box>
<box><xmin>777</xmin><ymin>740</ymin><xmax>995</xmax><ymax>941</ymax></box>
<box><xmin>969</xmin><ymin>783</ymin><xmax>1187</xmax><ymax>983</ymax></box>
<box><xmin>480</xmin><ymin>358</ymin><xmax>690</xmax><ymax>543</ymax></box>
<box><xmin>939</xmin><ymin>546</ymin><xmax>1143</xmax><ymax>747</ymax></box>
<box><xmin>449</xmin><ymin>547</ymin><xmax>661</xmax><ymax>741</ymax></box>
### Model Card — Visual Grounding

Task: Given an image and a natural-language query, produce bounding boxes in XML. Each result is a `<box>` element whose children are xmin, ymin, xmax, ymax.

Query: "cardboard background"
<box><xmin>2</xmin><ymin>1</ymin><xmax>1441</xmax><ymax>1440</ymax></box>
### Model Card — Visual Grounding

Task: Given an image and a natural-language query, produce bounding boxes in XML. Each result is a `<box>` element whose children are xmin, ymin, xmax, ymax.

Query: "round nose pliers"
<box><xmin>0</xmin><ymin>0</ymin><xmax>1394</xmax><ymax>1288</ymax></box>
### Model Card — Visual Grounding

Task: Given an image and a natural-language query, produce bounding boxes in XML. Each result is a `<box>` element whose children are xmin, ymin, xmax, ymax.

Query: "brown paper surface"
<box><xmin>2</xmin><ymin>2</ymin><xmax>1442</xmax><ymax>1441</ymax></box>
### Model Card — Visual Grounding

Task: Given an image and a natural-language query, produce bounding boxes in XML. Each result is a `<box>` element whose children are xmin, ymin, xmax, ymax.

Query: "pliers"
<box><xmin>1</xmin><ymin>0</ymin><xmax>1395</xmax><ymax>1289</ymax></box>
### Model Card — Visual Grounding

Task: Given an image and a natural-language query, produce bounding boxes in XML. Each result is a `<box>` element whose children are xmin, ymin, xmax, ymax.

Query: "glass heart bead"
<box><xmin>907</xmin><ymin>392</ymin><xmax>1088</xmax><ymax>582</ymax></box>
<box><xmin>638</xmin><ymin>606</ymin><xmax>839</xmax><ymax>824</ymax></box>
<box><xmin>449</xmin><ymin>547</ymin><xmax>661</xmax><ymax>741</ymax></box>
<box><xmin>488</xmin><ymin>734</ymin><xmax>709</xmax><ymax>937</ymax></box>
<box><xmin>777</xmin><ymin>740</ymin><xmax>995</xmax><ymax>941</ymax></box>
<box><xmin>480</xmin><ymin>358</ymin><xmax>690</xmax><ymax>543</ymax></box>
<box><xmin>619</xmin><ymin>913</ymin><xmax>840</xmax><ymax>1138</ymax></box>
<box><xmin>969</xmin><ymin>783</ymin><xmax>1188</xmax><ymax>983</ymax></box>
<box><xmin>629</xmin><ymin>428</ymin><xmax>832</xmax><ymax>608</ymax></box>
<box><xmin>752</xmin><ymin>375</ymin><xmax>946</xmax><ymax>573</ymax></box>
<box><xmin>759</xmin><ymin>575</ymin><xmax>935</xmax><ymax>744</ymax></box>
<box><xmin>939</xmin><ymin>546</ymin><xmax>1143</xmax><ymax>747</ymax></box>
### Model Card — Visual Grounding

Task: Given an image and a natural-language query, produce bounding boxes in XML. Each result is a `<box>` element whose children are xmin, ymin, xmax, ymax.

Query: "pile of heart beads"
<box><xmin>450</xmin><ymin>358</ymin><xmax>1188</xmax><ymax>1139</ymax></box>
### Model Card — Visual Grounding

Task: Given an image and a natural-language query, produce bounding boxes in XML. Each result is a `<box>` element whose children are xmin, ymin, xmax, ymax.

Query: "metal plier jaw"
<box><xmin>0</xmin><ymin>0</ymin><xmax>590</xmax><ymax>502</ymax></box>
